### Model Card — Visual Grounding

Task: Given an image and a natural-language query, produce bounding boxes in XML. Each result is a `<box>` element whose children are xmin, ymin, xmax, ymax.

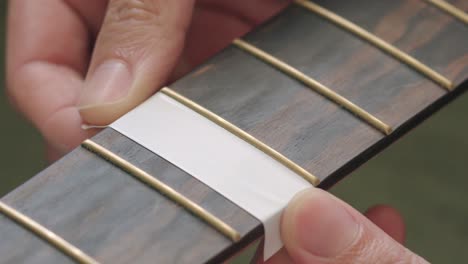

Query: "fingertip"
<box><xmin>77</xmin><ymin>0</ymin><xmax>195</xmax><ymax>124</ymax></box>
<box><xmin>78</xmin><ymin>99</ymin><xmax>131</xmax><ymax>126</ymax></box>
<box><xmin>281</xmin><ymin>188</ymin><xmax>360</xmax><ymax>260</ymax></box>
<box><xmin>282</xmin><ymin>193</ymin><xmax>424</xmax><ymax>264</ymax></box>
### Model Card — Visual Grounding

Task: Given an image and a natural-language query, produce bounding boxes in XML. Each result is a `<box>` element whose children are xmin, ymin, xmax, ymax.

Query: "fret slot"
<box><xmin>425</xmin><ymin>0</ymin><xmax>468</xmax><ymax>24</ymax></box>
<box><xmin>81</xmin><ymin>139</ymin><xmax>241</xmax><ymax>243</ymax></box>
<box><xmin>294</xmin><ymin>0</ymin><xmax>454</xmax><ymax>91</ymax></box>
<box><xmin>0</xmin><ymin>201</ymin><xmax>99</xmax><ymax>264</ymax></box>
<box><xmin>160</xmin><ymin>87</ymin><xmax>321</xmax><ymax>186</ymax></box>
<box><xmin>232</xmin><ymin>38</ymin><xmax>392</xmax><ymax>135</ymax></box>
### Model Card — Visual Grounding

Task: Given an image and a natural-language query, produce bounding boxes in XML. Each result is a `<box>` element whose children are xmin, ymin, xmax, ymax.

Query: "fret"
<box><xmin>160</xmin><ymin>87</ymin><xmax>320</xmax><ymax>186</ymax></box>
<box><xmin>304</xmin><ymin>0</ymin><xmax>468</xmax><ymax>85</ymax></box>
<box><xmin>294</xmin><ymin>0</ymin><xmax>454</xmax><ymax>91</ymax></box>
<box><xmin>232</xmin><ymin>38</ymin><xmax>392</xmax><ymax>135</ymax></box>
<box><xmin>81</xmin><ymin>139</ymin><xmax>241</xmax><ymax>242</ymax></box>
<box><xmin>425</xmin><ymin>0</ymin><xmax>468</xmax><ymax>24</ymax></box>
<box><xmin>0</xmin><ymin>202</ymin><xmax>98</xmax><ymax>264</ymax></box>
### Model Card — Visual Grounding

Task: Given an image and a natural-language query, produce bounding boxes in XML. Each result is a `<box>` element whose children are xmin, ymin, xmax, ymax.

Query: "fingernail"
<box><xmin>78</xmin><ymin>60</ymin><xmax>132</xmax><ymax>107</ymax></box>
<box><xmin>287</xmin><ymin>189</ymin><xmax>359</xmax><ymax>258</ymax></box>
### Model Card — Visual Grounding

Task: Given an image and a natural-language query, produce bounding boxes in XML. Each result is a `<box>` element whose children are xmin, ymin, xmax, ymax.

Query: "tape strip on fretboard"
<box><xmin>160</xmin><ymin>87</ymin><xmax>320</xmax><ymax>186</ymax></box>
<box><xmin>110</xmin><ymin>90</ymin><xmax>314</xmax><ymax>259</ymax></box>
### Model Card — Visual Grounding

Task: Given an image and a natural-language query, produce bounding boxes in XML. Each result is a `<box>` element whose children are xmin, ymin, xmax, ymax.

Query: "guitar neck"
<box><xmin>1</xmin><ymin>1</ymin><xmax>467</xmax><ymax>263</ymax></box>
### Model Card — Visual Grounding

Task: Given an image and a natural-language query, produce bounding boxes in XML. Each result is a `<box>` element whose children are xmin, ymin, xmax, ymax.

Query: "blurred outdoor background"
<box><xmin>1</xmin><ymin>1</ymin><xmax>467</xmax><ymax>263</ymax></box>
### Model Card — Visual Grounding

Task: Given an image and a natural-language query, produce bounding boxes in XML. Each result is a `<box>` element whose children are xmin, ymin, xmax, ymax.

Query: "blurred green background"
<box><xmin>1</xmin><ymin>1</ymin><xmax>467</xmax><ymax>263</ymax></box>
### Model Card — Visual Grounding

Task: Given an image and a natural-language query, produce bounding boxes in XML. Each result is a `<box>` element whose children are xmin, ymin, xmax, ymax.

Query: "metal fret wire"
<box><xmin>81</xmin><ymin>139</ymin><xmax>241</xmax><ymax>242</ymax></box>
<box><xmin>160</xmin><ymin>87</ymin><xmax>321</xmax><ymax>186</ymax></box>
<box><xmin>294</xmin><ymin>0</ymin><xmax>454</xmax><ymax>91</ymax></box>
<box><xmin>425</xmin><ymin>0</ymin><xmax>468</xmax><ymax>24</ymax></box>
<box><xmin>232</xmin><ymin>39</ymin><xmax>392</xmax><ymax>135</ymax></box>
<box><xmin>0</xmin><ymin>201</ymin><xmax>99</xmax><ymax>264</ymax></box>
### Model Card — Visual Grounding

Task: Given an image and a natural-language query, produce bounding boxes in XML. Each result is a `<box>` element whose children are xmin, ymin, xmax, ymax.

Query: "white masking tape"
<box><xmin>111</xmin><ymin>92</ymin><xmax>311</xmax><ymax>259</ymax></box>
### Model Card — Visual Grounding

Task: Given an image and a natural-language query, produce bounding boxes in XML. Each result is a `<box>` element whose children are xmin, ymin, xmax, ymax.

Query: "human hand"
<box><xmin>6</xmin><ymin>0</ymin><xmax>289</xmax><ymax>161</ymax></box>
<box><xmin>258</xmin><ymin>188</ymin><xmax>427</xmax><ymax>264</ymax></box>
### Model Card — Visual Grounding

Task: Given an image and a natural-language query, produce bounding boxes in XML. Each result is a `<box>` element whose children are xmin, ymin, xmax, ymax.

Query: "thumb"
<box><xmin>78</xmin><ymin>0</ymin><xmax>195</xmax><ymax>125</ymax></box>
<box><xmin>281</xmin><ymin>188</ymin><xmax>428</xmax><ymax>264</ymax></box>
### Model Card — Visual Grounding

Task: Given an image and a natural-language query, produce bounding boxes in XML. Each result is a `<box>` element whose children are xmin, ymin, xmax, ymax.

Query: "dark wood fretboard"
<box><xmin>1</xmin><ymin>1</ymin><xmax>467</xmax><ymax>263</ymax></box>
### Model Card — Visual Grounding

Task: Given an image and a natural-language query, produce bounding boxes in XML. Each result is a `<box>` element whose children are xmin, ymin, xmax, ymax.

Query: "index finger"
<box><xmin>6</xmin><ymin>0</ymin><xmax>104</xmax><ymax>151</ymax></box>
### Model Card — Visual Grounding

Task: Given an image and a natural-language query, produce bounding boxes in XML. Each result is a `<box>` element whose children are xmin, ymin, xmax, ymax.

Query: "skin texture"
<box><xmin>6</xmin><ymin>1</ymin><xmax>428</xmax><ymax>263</ymax></box>
<box><xmin>6</xmin><ymin>0</ymin><xmax>289</xmax><ymax>160</ymax></box>
<box><xmin>261</xmin><ymin>189</ymin><xmax>427</xmax><ymax>264</ymax></box>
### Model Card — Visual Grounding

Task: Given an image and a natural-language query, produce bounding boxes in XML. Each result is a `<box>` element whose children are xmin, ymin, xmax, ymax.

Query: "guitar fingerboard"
<box><xmin>1</xmin><ymin>1</ymin><xmax>467</xmax><ymax>263</ymax></box>
<box><xmin>1</xmin><ymin>129</ymin><xmax>262</xmax><ymax>264</ymax></box>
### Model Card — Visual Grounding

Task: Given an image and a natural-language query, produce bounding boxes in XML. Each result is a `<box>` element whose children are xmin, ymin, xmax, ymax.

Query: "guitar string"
<box><xmin>425</xmin><ymin>0</ymin><xmax>468</xmax><ymax>24</ymax></box>
<box><xmin>294</xmin><ymin>0</ymin><xmax>454</xmax><ymax>91</ymax></box>
<box><xmin>232</xmin><ymin>39</ymin><xmax>393</xmax><ymax>136</ymax></box>
<box><xmin>160</xmin><ymin>87</ymin><xmax>321</xmax><ymax>186</ymax></box>
<box><xmin>0</xmin><ymin>201</ymin><xmax>99</xmax><ymax>264</ymax></box>
<box><xmin>81</xmin><ymin>139</ymin><xmax>242</xmax><ymax>243</ymax></box>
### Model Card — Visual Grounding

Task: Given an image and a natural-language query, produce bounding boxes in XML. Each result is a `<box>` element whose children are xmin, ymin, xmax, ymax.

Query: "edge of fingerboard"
<box><xmin>319</xmin><ymin>79</ymin><xmax>468</xmax><ymax>189</ymax></box>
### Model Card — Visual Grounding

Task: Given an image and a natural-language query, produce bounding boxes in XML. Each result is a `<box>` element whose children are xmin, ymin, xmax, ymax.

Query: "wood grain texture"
<box><xmin>172</xmin><ymin>0</ymin><xmax>468</xmax><ymax>182</ymax></box>
<box><xmin>0</xmin><ymin>129</ymin><xmax>261</xmax><ymax>264</ymax></box>
<box><xmin>1</xmin><ymin>1</ymin><xmax>467</xmax><ymax>263</ymax></box>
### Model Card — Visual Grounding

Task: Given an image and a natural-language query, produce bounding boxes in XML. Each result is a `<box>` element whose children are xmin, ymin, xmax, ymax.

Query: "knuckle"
<box><xmin>92</xmin><ymin>0</ymin><xmax>192</xmax><ymax>66</ymax></box>
<box><xmin>107</xmin><ymin>0</ymin><xmax>163</xmax><ymax>25</ymax></box>
<box><xmin>100</xmin><ymin>0</ymin><xmax>188</xmax><ymax>57</ymax></box>
<box><xmin>98</xmin><ymin>0</ymin><xmax>166</xmax><ymax>59</ymax></box>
